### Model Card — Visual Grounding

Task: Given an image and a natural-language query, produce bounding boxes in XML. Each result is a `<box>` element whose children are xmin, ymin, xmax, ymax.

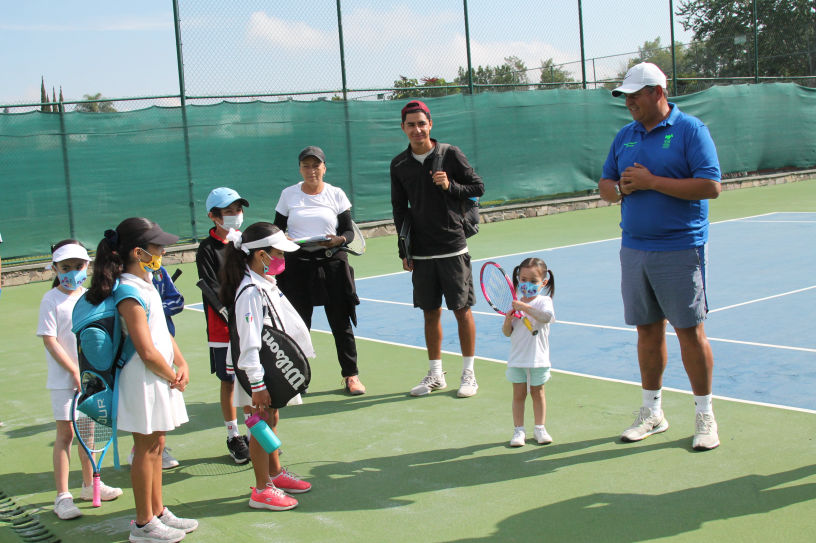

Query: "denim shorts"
<box><xmin>620</xmin><ymin>245</ymin><xmax>708</xmax><ymax>329</ymax></box>
<box><xmin>505</xmin><ymin>367</ymin><xmax>551</xmax><ymax>386</ymax></box>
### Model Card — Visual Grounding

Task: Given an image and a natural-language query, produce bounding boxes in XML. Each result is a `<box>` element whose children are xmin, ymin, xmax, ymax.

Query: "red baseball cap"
<box><xmin>401</xmin><ymin>100</ymin><xmax>431</xmax><ymax>121</ymax></box>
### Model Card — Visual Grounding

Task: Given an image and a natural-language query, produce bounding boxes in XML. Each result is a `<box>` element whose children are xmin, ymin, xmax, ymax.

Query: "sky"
<box><xmin>0</xmin><ymin>0</ymin><xmax>693</xmax><ymax>107</ymax></box>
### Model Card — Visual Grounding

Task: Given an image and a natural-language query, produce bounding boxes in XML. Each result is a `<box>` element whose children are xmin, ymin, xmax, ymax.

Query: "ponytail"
<box><xmin>218</xmin><ymin>222</ymin><xmax>278</xmax><ymax>307</ymax></box>
<box><xmin>86</xmin><ymin>217</ymin><xmax>157</xmax><ymax>305</ymax></box>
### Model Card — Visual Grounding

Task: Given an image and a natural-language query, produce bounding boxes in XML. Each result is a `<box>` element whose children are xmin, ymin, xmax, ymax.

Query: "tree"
<box><xmin>606</xmin><ymin>37</ymin><xmax>699</xmax><ymax>95</ymax></box>
<box><xmin>677</xmin><ymin>0</ymin><xmax>816</xmax><ymax>79</ymax></box>
<box><xmin>538</xmin><ymin>58</ymin><xmax>576</xmax><ymax>87</ymax></box>
<box><xmin>74</xmin><ymin>92</ymin><xmax>117</xmax><ymax>113</ymax></box>
<box><xmin>454</xmin><ymin>56</ymin><xmax>530</xmax><ymax>93</ymax></box>
<box><xmin>389</xmin><ymin>75</ymin><xmax>460</xmax><ymax>100</ymax></box>
<box><xmin>40</xmin><ymin>77</ymin><xmax>50</xmax><ymax>113</ymax></box>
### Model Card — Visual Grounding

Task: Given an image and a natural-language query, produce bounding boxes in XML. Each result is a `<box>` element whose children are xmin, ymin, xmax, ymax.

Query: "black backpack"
<box><xmin>433</xmin><ymin>143</ymin><xmax>480</xmax><ymax>238</ymax></box>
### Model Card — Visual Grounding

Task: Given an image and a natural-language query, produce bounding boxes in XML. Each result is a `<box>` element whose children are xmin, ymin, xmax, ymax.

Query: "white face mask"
<box><xmin>221</xmin><ymin>212</ymin><xmax>243</xmax><ymax>231</ymax></box>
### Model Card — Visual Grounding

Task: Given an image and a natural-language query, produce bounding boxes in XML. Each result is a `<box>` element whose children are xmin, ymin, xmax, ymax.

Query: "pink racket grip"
<box><xmin>92</xmin><ymin>473</ymin><xmax>101</xmax><ymax>507</ymax></box>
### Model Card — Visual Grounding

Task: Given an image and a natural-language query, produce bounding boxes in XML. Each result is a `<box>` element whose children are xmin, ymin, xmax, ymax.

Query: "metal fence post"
<box><xmin>753</xmin><ymin>0</ymin><xmax>759</xmax><ymax>83</ymax></box>
<box><xmin>670</xmin><ymin>0</ymin><xmax>678</xmax><ymax>95</ymax></box>
<box><xmin>57</xmin><ymin>100</ymin><xmax>75</xmax><ymax>238</ymax></box>
<box><xmin>463</xmin><ymin>0</ymin><xmax>474</xmax><ymax>94</ymax></box>
<box><xmin>336</xmin><ymin>0</ymin><xmax>355</xmax><ymax>211</ymax></box>
<box><xmin>173</xmin><ymin>0</ymin><xmax>198</xmax><ymax>240</ymax></box>
<box><xmin>336</xmin><ymin>0</ymin><xmax>349</xmax><ymax>101</ymax></box>
<box><xmin>578</xmin><ymin>0</ymin><xmax>587</xmax><ymax>89</ymax></box>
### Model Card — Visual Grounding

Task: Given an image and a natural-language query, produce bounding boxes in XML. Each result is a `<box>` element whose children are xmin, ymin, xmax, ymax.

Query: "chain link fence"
<box><xmin>1</xmin><ymin>1</ymin><xmax>815</xmax><ymax>261</ymax></box>
<box><xmin>2</xmin><ymin>0</ymin><xmax>813</xmax><ymax>111</ymax></box>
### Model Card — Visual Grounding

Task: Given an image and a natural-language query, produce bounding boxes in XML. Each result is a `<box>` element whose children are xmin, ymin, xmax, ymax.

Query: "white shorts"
<box><xmin>50</xmin><ymin>388</ymin><xmax>77</xmax><ymax>421</ymax></box>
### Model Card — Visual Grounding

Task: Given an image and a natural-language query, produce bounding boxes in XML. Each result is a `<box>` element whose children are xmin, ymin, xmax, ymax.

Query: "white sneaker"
<box><xmin>692</xmin><ymin>412</ymin><xmax>720</xmax><ymax>451</ymax></box>
<box><xmin>410</xmin><ymin>372</ymin><xmax>447</xmax><ymax>396</ymax></box>
<box><xmin>457</xmin><ymin>369</ymin><xmax>478</xmax><ymax>398</ymax></box>
<box><xmin>510</xmin><ymin>428</ymin><xmax>526</xmax><ymax>447</ymax></box>
<box><xmin>621</xmin><ymin>407</ymin><xmax>669</xmax><ymax>442</ymax></box>
<box><xmin>158</xmin><ymin>507</ymin><xmax>198</xmax><ymax>533</ymax></box>
<box><xmin>534</xmin><ymin>426</ymin><xmax>553</xmax><ymax>445</ymax></box>
<box><xmin>80</xmin><ymin>481</ymin><xmax>123</xmax><ymax>501</ymax></box>
<box><xmin>162</xmin><ymin>447</ymin><xmax>180</xmax><ymax>469</ymax></box>
<box><xmin>129</xmin><ymin>516</ymin><xmax>186</xmax><ymax>542</ymax></box>
<box><xmin>54</xmin><ymin>494</ymin><xmax>82</xmax><ymax>520</ymax></box>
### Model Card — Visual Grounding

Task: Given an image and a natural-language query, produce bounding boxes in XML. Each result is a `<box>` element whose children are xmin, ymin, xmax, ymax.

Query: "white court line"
<box><xmin>358</xmin><ymin>297</ymin><xmax>816</xmax><ymax>353</ymax></box>
<box><xmin>740</xmin><ymin>220</ymin><xmax>816</xmax><ymax>223</ymax></box>
<box><xmin>709</xmin><ymin>285</ymin><xmax>816</xmax><ymax>313</ymax></box>
<box><xmin>310</xmin><ymin>328</ymin><xmax>816</xmax><ymax>415</ymax></box>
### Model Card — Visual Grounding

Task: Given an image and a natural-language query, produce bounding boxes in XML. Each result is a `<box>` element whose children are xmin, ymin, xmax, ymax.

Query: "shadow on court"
<box><xmin>445</xmin><ymin>464</ymin><xmax>816</xmax><ymax>542</ymax></box>
<box><xmin>281</xmin><ymin>436</ymin><xmax>712</xmax><ymax>514</ymax></box>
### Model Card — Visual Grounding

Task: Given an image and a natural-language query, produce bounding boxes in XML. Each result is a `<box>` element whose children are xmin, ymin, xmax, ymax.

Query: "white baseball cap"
<box><xmin>612</xmin><ymin>62</ymin><xmax>667</xmax><ymax>97</ymax></box>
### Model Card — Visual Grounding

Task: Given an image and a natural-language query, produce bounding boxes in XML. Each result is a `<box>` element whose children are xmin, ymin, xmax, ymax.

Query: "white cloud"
<box><xmin>408</xmin><ymin>34</ymin><xmax>578</xmax><ymax>80</ymax></box>
<box><xmin>343</xmin><ymin>6</ymin><xmax>459</xmax><ymax>47</ymax></box>
<box><xmin>246</xmin><ymin>11</ymin><xmax>336</xmax><ymax>51</ymax></box>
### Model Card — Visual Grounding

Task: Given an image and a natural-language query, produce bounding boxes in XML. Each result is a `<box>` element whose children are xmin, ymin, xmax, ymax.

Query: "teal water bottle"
<box><xmin>246</xmin><ymin>413</ymin><xmax>282</xmax><ymax>453</ymax></box>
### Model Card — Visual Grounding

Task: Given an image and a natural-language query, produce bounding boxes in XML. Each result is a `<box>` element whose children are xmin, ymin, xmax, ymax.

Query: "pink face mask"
<box><xmin>263</xmin><ymin>255</ymin><xmax>286</xmax><ymax>276</ymax></box>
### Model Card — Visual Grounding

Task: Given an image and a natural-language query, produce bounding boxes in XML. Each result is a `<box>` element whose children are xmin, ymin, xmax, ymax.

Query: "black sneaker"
<box><xmin>227</xmin><ymin>435</ymin><xmax>250</xmax><ymax>464</ymax></box>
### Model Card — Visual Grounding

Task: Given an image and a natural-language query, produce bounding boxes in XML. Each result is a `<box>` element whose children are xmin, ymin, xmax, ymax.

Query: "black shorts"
<box><xmin>209</xmin><ymin>346</ymin><xmax>234</xmax><ymax>382</ymax></box>
<box><xmin>412</xmin><ymin>253</ymin><xmax>475</xmax><ymax>311</ymax></box>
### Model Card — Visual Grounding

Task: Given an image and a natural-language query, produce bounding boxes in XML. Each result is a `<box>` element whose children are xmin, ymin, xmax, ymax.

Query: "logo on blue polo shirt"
<box><xmin>623</xmin><ymin>141</ymin><xmax>638</xmax><ymax>148</ymax></box>
<box><xmin>662</xmin><ymin>134</ymin><xmax>674</xmax><ymax>149</ymax></box>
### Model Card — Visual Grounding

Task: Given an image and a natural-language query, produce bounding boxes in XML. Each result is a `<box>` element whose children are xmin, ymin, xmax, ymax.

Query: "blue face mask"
<box><xmin>517</xmin><ymin>281</ymin><xmax>543</xmax><ymax>299</ymax></box>
<box><xmin>58</xmin><ymin>268</ymin><xmax>87</xmax><ymax>291</ymax></box>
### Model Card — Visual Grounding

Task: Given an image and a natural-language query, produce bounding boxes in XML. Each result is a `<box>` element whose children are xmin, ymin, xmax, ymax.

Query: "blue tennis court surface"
<box><xmin>188</xmin><ymin>212</ymin><xmax>816</xmax><ymax>412</ymax></box>
<box><xmin>314</xmin><ymin>212</ymin><xmax>816</xmax><ymax>412</ymax></box>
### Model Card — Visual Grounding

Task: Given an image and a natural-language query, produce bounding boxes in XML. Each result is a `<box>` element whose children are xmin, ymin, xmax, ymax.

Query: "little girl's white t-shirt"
<box><xmin>507</xmin><ymin>295</ymin><xmax>555</xmax><ymax>369</ymax></box>
<box><xmin>275</xmin><ymin>182</ymin><xmax>352</xmax><ymax>240</ymax></box>
<box><xmin>37</xmin><ymin>287</ymin><xmax>85</xmax><ymax>389</ymax></box>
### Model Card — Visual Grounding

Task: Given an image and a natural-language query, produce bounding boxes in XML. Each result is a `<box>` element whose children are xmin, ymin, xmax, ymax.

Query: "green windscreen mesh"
<box><xmin>1</xmin><ymin>83</ymin><xmax>815</xmax><ymax>259</ymax></box>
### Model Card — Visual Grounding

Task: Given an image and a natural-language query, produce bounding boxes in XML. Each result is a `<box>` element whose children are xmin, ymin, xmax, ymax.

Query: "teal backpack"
<box><xmin>72</xmin><ymin>280</ymin><xmax>142</xmax><ymax>468</ymax></box>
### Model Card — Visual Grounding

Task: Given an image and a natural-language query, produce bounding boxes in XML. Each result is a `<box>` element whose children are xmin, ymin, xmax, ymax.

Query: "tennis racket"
<box><xmin>325</xmin><ymin>221</ymin><xmax>366</xmax><ymax>257</ymax></box>
<box><xmin>71</xmin><ymin>391</ymin><xmax>114</xmax><ymax>507</ymax></box>
<box><xmin>479</xmin><ymin>261</ymin><xmax>537</xmax><ymax>335</ymax></box>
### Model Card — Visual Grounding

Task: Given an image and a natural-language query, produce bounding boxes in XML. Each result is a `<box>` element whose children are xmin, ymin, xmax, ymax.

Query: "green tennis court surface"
<box><xmin>2</xmin><ymin>179</ymin><xmax>815</xmax><ymax>542</ymax></box>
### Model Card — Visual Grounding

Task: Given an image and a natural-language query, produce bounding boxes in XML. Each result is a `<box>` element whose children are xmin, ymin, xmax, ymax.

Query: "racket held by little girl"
<box><xmin>479</xmin><ymin>261</ymin><xmax>537</xmax><ymax>335</ymax></box>
<box><xmin>71</xmin><ymin>391</ymin><xmax>114</xmax><ymax>507</ymax></box>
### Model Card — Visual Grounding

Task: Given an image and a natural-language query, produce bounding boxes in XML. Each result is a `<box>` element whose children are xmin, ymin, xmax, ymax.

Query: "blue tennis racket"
<box><xmin>71</xmin><ymin>391</ymin><xmax>114</xmax><ymax>507</ymax></box>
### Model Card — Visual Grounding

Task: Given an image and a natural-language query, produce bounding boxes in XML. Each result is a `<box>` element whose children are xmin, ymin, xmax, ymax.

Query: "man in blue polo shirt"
<box><xmin>599</xmin><ymin>62</ymin><xmax>722</xmax><ymax>451</ymax></box>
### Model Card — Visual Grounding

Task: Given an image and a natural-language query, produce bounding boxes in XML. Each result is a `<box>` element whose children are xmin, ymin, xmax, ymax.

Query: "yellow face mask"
<box><xmin>137</xmin><ymin>248</ymin><xmax>163</xmax><ymax>272</ymax></box>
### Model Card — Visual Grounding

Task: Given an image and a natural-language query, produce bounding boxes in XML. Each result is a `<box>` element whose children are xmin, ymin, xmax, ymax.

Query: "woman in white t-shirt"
<box><xmin>273</xmin><ymin>146</ymin><xmax>364</xmax><ymax>395</ymax></box>
<box><xmin>37</xmin><ymin>240</ymin><xmax>123</xmax><ymax>520</ymax></box>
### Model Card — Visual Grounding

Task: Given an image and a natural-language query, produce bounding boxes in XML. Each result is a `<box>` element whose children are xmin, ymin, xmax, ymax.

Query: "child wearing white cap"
<box><xmin>37</xmin><ymin>239</ymin><xmax>123</xmax><ymax>520</ymax></box>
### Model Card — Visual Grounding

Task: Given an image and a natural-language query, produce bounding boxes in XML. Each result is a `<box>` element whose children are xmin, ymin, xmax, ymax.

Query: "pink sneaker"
<box><xmin>248</xmin><ymin>485</ymin><xmax>298</xmax><ymax>511</ymax></box>
<box><xmin>271</xmin><ymin>468</ymin><xmax>312</xmax><ymax>494</ymax></box>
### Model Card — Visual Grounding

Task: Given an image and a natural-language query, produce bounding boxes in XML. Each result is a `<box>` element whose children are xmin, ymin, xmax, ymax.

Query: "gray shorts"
<box><xmin>620</xmin><ymin>245</ymin><xmax>708</xmax><ymax>329</ymax></box>
<box><xmin>412</xmin><ymin>254</ymin><xmax>475</xmax><ymax>311</ymax></box>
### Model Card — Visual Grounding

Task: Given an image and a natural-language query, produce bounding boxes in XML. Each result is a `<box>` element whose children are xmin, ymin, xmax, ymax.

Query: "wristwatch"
<box><xmin>613</xmin><ymin>182</ymin><xmax>622</xmax><ymax>198</ymax></box>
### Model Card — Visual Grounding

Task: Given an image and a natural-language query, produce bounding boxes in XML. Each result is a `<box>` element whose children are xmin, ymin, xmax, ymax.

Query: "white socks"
<box><xmin>643</xmin><ymin>388</ymin><xmax>663</xmax><ymax>416</ymax></box>
<box><xmin>694</xmin><ymin>394</ymin><xmax>713</xmax><ymax>414</ymax></box>
<box><xmin>429</xmin><ymin>357</ymin><xmax>475</xmax><ymax>375</ymax></box>
<box><xmin>226</xmin><ymin>419</ymin><xmax>240</xmax><ymax>439</ymax></box>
